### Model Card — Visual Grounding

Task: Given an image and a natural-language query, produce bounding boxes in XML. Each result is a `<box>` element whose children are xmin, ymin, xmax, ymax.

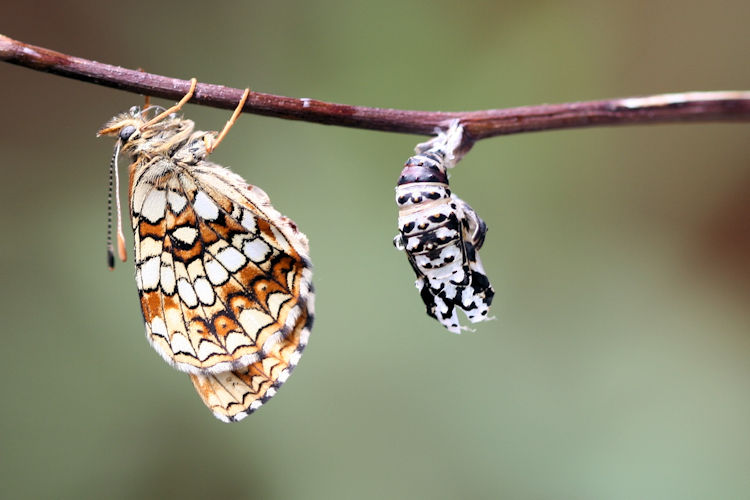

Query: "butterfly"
<box><xmin>98</xmin><ymin>80</ymin><xmax>314</xmax><ymax>421</ymax></box>
<box><xmin>393</xmin><ymin>121</ymin><xmax>494</xmax><ymax>333</ymax></box>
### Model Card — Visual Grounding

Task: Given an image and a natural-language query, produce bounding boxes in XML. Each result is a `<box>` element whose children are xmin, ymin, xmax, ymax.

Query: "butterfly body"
<box><xmin>99</xmin><ymin>106</ymin><xmax>313</xmax><ymax>422</ymax></box>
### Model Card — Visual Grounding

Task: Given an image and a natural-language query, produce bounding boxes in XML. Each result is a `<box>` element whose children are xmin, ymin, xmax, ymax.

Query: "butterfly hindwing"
<box><xmin>190</xmin><ymin>294</ymin><xmax>312</xmax><ymax>422</ymax></box>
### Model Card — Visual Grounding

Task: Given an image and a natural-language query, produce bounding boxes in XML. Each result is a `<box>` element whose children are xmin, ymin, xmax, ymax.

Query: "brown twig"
<box><xmin>2</xmin><ymin>33</ymin><xmax>750</xmax><ymax>142</ymax></box>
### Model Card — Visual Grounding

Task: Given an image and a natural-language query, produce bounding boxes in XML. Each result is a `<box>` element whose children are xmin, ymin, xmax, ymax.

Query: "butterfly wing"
<box><xmin>190</xmin><ymin>300</ymin><xmax>311</xmax><ymax>422</ymax></box>
<box><xmin>130</xmin><ymin>156</ymin><xmax>314</xmax><ymax>418</ymax></box>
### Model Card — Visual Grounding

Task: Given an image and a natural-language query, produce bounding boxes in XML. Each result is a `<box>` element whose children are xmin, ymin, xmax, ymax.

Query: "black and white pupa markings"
<box><xmin>393</xmin><ymin>120</ymin><xmax>494</xmax><ymax>333</ymax></box>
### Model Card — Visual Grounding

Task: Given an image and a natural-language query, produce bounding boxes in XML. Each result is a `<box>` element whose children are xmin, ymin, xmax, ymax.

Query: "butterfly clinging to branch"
<box><xmin>98</xmin><ymin>79</ymin><xmax>314</xmax><ymax>422</ymax></box>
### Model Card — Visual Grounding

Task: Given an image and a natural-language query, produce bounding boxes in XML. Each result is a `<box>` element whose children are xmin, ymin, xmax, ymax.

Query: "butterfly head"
<box><xmin>98</xmin><ymin>106</ymin><xmax>195</xmax><ymax>158</ymax></box>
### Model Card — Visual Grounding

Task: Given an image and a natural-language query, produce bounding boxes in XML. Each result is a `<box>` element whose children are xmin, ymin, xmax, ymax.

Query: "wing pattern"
<box><xmin>131</xmin><ymin>160</ymin><xmax>313</xmax><ymax>421</ymax></box>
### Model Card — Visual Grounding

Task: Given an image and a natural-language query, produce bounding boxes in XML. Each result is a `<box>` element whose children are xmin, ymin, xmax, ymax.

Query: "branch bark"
<box><xmin>2</xmin><ymin>33</ymin><xmax>749</xmax><ymax>142</ymax></box>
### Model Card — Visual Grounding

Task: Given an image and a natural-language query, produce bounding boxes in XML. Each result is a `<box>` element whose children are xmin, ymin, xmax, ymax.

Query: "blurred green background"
<box><xmin>2</xmin><ymin>1</ymin><xmax>750</xmax><ymax>499</ymax></box>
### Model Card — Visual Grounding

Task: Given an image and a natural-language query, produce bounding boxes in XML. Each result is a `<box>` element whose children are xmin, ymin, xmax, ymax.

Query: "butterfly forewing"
<box><xmin>132</xmin><ymin>160</ymin><xmax>311</xmax><ymax>375</ymax></box>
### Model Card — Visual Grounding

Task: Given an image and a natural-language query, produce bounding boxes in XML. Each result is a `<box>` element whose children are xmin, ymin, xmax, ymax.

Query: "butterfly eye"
<box><xmin>119</xmin><ymin>125</ymin><xmax>136</xmax><ymax>141</ymax></box>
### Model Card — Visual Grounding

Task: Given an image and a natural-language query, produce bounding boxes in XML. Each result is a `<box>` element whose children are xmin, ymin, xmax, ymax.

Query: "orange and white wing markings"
<box><xmin>99</xmin><ymin>101</ymin><xmax>313</xmax><ymax>422</ymax></box>
<box><xmin>189</xmin><ymin>300</ymin><xmax>310</xmax><ymax>422</ymax></box>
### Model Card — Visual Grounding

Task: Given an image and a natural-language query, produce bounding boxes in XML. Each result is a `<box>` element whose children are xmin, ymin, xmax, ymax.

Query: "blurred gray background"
<box><xmin>2</xmin><ymin>1</ymin><xmax>749</xmax><ymax>499</ymax></box>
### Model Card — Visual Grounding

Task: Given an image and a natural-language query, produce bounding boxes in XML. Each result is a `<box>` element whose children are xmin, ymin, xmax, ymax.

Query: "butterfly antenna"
<box><xmin>106</xmin><ymin>142</ymin><xmax>119</xmax><ymax>269</ymax></box>
<box><xmin>107</xmin><ymin>141</ymin><xmax>127</xmax><ymax>269</ymax></box>
<box><xmin>114</xmin><ymin>145</ymin><xmax>127</xmax><ymax>264</ymax></box>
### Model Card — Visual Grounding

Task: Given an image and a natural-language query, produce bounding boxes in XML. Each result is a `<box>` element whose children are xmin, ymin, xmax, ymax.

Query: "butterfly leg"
<box><xmin>136</xmin><ymin>68</ymin><xmax>151</xmax><ymax>112</ymax></box>
<box><xmin>207</xmin><ymin>88</ymin><xmax>251</xmax><ymax>153</ymax></box>
<box><xmin>142</xmin><ymin>77</ymin><xmax>198</xmax><ymax>128</ymax></box>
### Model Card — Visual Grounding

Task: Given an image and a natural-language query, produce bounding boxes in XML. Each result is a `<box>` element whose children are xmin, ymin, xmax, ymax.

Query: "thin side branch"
<box><xmin>2</xmin><ymin>33</ymin><xmax>750</xmax><ymax>142</ymax></box>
